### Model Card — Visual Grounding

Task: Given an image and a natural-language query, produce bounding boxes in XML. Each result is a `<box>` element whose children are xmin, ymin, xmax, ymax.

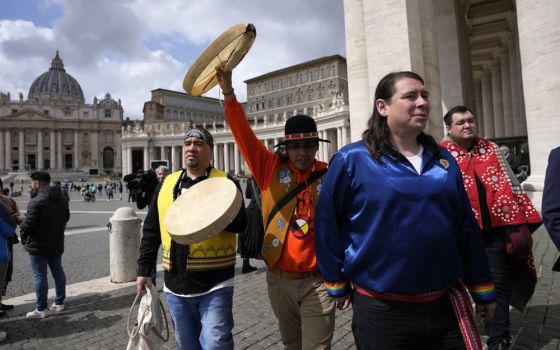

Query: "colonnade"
<box><xmin>344</xmin><ymin>0</ymin><xmax>560</xmax><ymax>206</ymax></box>
<box><xmin>0</xmin><ymin>127</ymin><xmax>121</xmax><ymax>172</ymax></box>
<box><xmin>121</xmin><ymin>124</ymin><xmax>351</xmax><ymax>176</ymax></box>
<box><xmin>0</xmin><ymin>128</ymin><xmax>75</xmax><ymax>171</ymax></box>
<box><xmin>474</xmin><ymin>37</ymin><xmax>526</xmax><ymax>139</ymax></box>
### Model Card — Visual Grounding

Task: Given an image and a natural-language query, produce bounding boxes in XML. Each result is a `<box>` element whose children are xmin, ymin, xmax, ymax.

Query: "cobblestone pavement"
<box><xmin>0</xmin><ymin>194</ymin><xmax>557</xmax><ymax>349</ymax></box>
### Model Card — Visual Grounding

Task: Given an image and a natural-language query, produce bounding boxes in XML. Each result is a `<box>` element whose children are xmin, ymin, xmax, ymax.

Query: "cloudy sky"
<box><xmin>0</xmin><ymin>0</ymin><xmax>345</xmax><ymax>118</ymax></box>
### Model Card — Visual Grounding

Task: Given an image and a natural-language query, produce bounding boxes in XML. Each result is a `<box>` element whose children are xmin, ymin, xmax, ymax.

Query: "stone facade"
<box><xmin>0</xmin><ymin>52</ymin><xmax>123</xmax><ymax>174</ymax></box>
<box><xmin>122</xmin><ymin>55</ymin><xmax>351</xmax><ymax>175</ymax></box>
<box><xmin>245</xmin><ymin>55</ymin><xmax>348</xmax><ymax>120</ymax></box>
<box><xmin>245</xmin><ymin>54</ymin><xmax>350</xmax><ymax>165</ymax></box>
<box><xmin>122</xmin><ymin>89</ymin><xmax>229</xmax><ymax>174</ymax></box>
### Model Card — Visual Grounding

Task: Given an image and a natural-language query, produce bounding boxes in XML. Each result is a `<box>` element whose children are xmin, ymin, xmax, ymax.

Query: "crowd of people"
<box><xmin>77</xmin><ymin>182</ymin><xmax>124</xmax><ymax>202</ymax></box>
<box><xmin>0</xmin><ymin>67</ymin><xmax>557</xmax><ymax>349</ymax></box>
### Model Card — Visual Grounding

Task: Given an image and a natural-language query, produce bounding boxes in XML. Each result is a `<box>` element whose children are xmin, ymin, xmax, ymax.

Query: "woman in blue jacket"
<box><xmin>316</xmin><ymin>71</ymin><xmax>497</xmax><ymax>350</ymax></box>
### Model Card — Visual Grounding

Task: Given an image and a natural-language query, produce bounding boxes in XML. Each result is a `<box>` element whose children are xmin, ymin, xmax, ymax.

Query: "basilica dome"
<box><xmin>28</xmin><ymin>51</ymin><xmax>85</xmax><ymax>104</ymax></box>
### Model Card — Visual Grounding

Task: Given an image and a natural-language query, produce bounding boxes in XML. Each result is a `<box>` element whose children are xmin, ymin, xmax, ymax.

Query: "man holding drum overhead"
<box><xmin>216</xmin><ymin>67</ymin><xmax>337</xmax><ymax>350</ymax></box>
<box><xmin>136</xmin><ymin>128</ymin><xmax>247</xmax><ymax>350</ymax></box>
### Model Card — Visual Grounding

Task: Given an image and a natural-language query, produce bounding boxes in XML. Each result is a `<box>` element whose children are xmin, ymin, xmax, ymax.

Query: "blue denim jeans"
<box><xmin>28</xmin><ymin>254</ymin><xmax>66</xmax><ymax>311</ymax></box>
<box><xmin>165</xmin><ymin>287</ymin><xmax>234</xmax><ymax>350</ymax></box>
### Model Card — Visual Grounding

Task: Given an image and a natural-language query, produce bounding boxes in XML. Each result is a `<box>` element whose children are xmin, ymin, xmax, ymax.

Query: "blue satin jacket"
<box><xmin>315</xmin><ymin>141</ymin><xmax>495</xmax><ymax>303</ymax></box>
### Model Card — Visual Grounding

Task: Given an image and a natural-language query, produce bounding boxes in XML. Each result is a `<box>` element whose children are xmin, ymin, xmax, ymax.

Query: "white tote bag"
<box><xmin>127</xmin><ymin>285</ymin><xmax>169</xmax><ymax>350</ymax></box>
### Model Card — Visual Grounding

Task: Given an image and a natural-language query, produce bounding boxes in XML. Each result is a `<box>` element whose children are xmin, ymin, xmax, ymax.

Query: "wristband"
<box><xmin>222</xmin><ymin>88</ymin><xmax>235</xmax><ymax>96</ymax></box>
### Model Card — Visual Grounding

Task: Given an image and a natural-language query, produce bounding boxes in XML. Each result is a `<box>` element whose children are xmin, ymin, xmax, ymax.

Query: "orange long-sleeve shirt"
<box><xmin>224</xmin><ymin>98</ymin><xmax>326</xmax><ymax>271</ymax></box>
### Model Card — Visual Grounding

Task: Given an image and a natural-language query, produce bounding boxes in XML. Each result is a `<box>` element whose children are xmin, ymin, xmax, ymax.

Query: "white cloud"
<box><xmin>0</xmin><ymin>0</ymin><xmax>345</xmax><ymax>118</ymax></box>
<box><xmin>0</xmin><ymin>19</ymin><xmax>54</xmax><ymax>41</ymax></box>
<box><xmin>0</xmin><ymin>20</ymin><xmax>56</xmax><ymax>95</ymax></box>
<box><xmin>78</xmin><ymin>50</ymin><xmax>184</xmax><ymax>118</ymax></box>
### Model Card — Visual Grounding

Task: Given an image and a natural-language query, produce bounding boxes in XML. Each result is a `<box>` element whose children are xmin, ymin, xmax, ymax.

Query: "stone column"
<box><xmin>180</xmin><ymin>145</ymin><xmax>185</xmax><ymax>169</ymax></box>
<box><xmin>213</xmin><ymin>143</ymin><xmax>219</xmax><ymax>168</ymax></box>
<box><xmin>149</xmin><ymin>146</ymin><xmax>155</xmax><ymax>166</ymax></box>
<box><xmin>344</xmin><ymin>0</ymin><xmax>372</xmax><ymax>141</ymax></box>
<box><xmin>318</xmin><ymin>133</ymin><xmax>324</xmax><ymax>162</ymax></box>
<box><xmin>56</xmin><ymin>130</ymin><xmax>63</xmax><ymax>170</ymax></box>
<box><xmin>0</xmin><ymin>129</ymin><xmax>4</xmax><ymax>171</ymax></box>
<box><xmin>491</xmin><ymin>61</ymin><xmax>504</xmax><ymax>138</ymax></box>
<box><xmin>223</xmin><ymin>143</ymin><xmax>230</xmax><ymax>173</ymax></box>
<box><xmin>500</xmin><ymin>51</ymin><xmax>513</xmax><ymax>137</ymax></box>
<box><xmin>480</xmin><ymin>72</ymin><xmax>494</xmax><ymax>138</ymax></box>
<box><xmin>115</xmin><ymin>134</ymin><xmax>122</xmax><ymax>173</ymax></box>
<box><xmin>91</xmin><ymin>132</ymin><xmax>99</xmax><ymax>168</ymax></box>
<box><xmin>179</xmin><ymin>145</ymin><xmax>184</xmax><ymax>169</ymax></box>
<box><xmin>321</xmin><ymin>130</ymin><xmax>329</xmax><ymax>161</ymax></box>
<box><xmin>171</xmin><ymin>145</ymin><xmax>177</xmax><ymax>171</ymax></box>
<box><xmin>159</xmin><ymin>146</ymin><xmax>165</xmax><ymax>161</ymax></box>
<box><xmin>342</xmin><ymin>126</ymin><xmax>349</xmax><ymax>147</ymax></box>
<box><xmin>37</xmin><ymin>131</ymin><xmax>43</xmax><ymax>170</ymax></box>
<box><xmin>18</xmin><ymin>130</ymin><xmax>24</xmax><ymax>171</ymax></box>
<box><xmin>517</xmin><ymin>0</ymin><xmax>560</xmax><ymax>204</ymax></box>
<box><xmin>240</xmin><ymin>153</ymin><xmax>246</xmax><ymax>175</ymax></box>
<box><xmin>50</xmin><ymin>130</ymin><xmax>55</xmax><ymax>170</ymax></box>
<box><xmin>336</xmin><ymin>127</ymin><xmax>342</xmax><ymax>152</ymax></box>
<box><xmin>73</xmin><ymin>131</ymin><xmax>80</xmax><ymax>169</ymax></box>
<box><xmin>474</xmin><ymin>79</ymin><xmax>484</xmax><ymax>136</ymax></box>
<box><xmin>509</xmin><ymin>36</ymin><xmax>521</xmax><ymax>136</ymax></box>
<box><xmin>234</xmin><ymin>143</ymin><xmax>240</xmax><ymax>175</ymax></box>
<box><xmin>126</xmin><ymin>146</ymin><xmax>133</xmax><ymax>175</ymax></box>
<box><xmin>143</xmin><ymin>146</ymin><xmax>150</xmax><ymax>170</ymax></box>
<box><xmin>509</xmin><ymin>35</ymin><xmax>525</xmax><ymax>137</ymax></box>
<box><xmin>5</xmin><ymin>130</ymin><xmax>11</xmax><ymax>171</ymax></box>
<box><xmin>434</xmin><ymin>0</ymin><xmax>475</xmax><ymax>111</ymax></box>
<box><xmin>122</xmin><ymin>144</ymin><xmax>127</xmax><ymax>176</ymax></box>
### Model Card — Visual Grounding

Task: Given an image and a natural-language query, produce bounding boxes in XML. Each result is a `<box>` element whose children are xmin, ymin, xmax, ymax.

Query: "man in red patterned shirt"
<box><xmin>441</xmin><ymin>105</ymin><xmax>542</xmax><ymax>350</ymax></box>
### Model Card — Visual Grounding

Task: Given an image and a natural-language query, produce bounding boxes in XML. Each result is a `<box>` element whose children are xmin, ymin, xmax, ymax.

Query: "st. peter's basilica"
<box><xmin>0</xmin><ymin>51</ymin><xmax>123</xmax><ymax>175</ymax></box>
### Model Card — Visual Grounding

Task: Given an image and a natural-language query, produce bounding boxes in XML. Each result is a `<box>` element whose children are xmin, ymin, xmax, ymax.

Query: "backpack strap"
<box><xmin>265</xmin><ymin>168</ymin><xmax>327</xmax><ymax>229</ymax></box>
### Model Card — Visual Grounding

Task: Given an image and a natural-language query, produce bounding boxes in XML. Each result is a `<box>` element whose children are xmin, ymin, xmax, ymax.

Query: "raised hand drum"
<box><xmin>183</xmin><ymin>23</ymin><xmax>256</xmax><ymax>96</ymax></box>
<box><xmin>164</xmin><ymin>177</ymin><xmax>242</xmax><ymax>244</ymax></box>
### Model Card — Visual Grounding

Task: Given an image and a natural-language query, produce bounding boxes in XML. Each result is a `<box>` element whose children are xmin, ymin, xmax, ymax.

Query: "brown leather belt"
<box><xmin>268</xmin><ymin>268</ymin><xmax>322</xmax><ymax>280</ymax></box>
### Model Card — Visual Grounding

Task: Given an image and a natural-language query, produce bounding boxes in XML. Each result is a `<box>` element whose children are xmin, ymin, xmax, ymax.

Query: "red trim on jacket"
<box><xmin>441</xmin><ymin>138</ymin><xmax>541</xmax><ymax>229</ymax></box>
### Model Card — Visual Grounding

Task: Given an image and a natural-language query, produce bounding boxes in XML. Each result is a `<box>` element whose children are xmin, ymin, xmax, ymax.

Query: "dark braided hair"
<box><xmin>362</xmin><ymin>71</ymin><xmax>441</xmax><ymax>161</ymax></box>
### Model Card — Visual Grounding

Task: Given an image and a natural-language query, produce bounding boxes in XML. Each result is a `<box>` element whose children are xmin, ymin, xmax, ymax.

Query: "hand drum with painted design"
<box><xmin>164</xmin><ymin>177</ymin><xmax>242</xmax><ymax>244</ymax></box>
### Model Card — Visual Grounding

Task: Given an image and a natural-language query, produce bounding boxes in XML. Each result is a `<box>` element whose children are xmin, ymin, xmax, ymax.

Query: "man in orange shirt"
<box><xmin>217</xmin><ymin>67</ymin><xmax>338</xmax><ymax>350</ymax></box>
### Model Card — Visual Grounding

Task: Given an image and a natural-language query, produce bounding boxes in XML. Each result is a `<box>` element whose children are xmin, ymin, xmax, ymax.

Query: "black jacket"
<box><xmin>543</xmin><ymin>147</ymin><xmax>560</xmax><ymax>271</ymax></box>
<box><xmin>20</xmin><ymin>186</ymin><xmax>70</xmax><ymax>257</ymax></box>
